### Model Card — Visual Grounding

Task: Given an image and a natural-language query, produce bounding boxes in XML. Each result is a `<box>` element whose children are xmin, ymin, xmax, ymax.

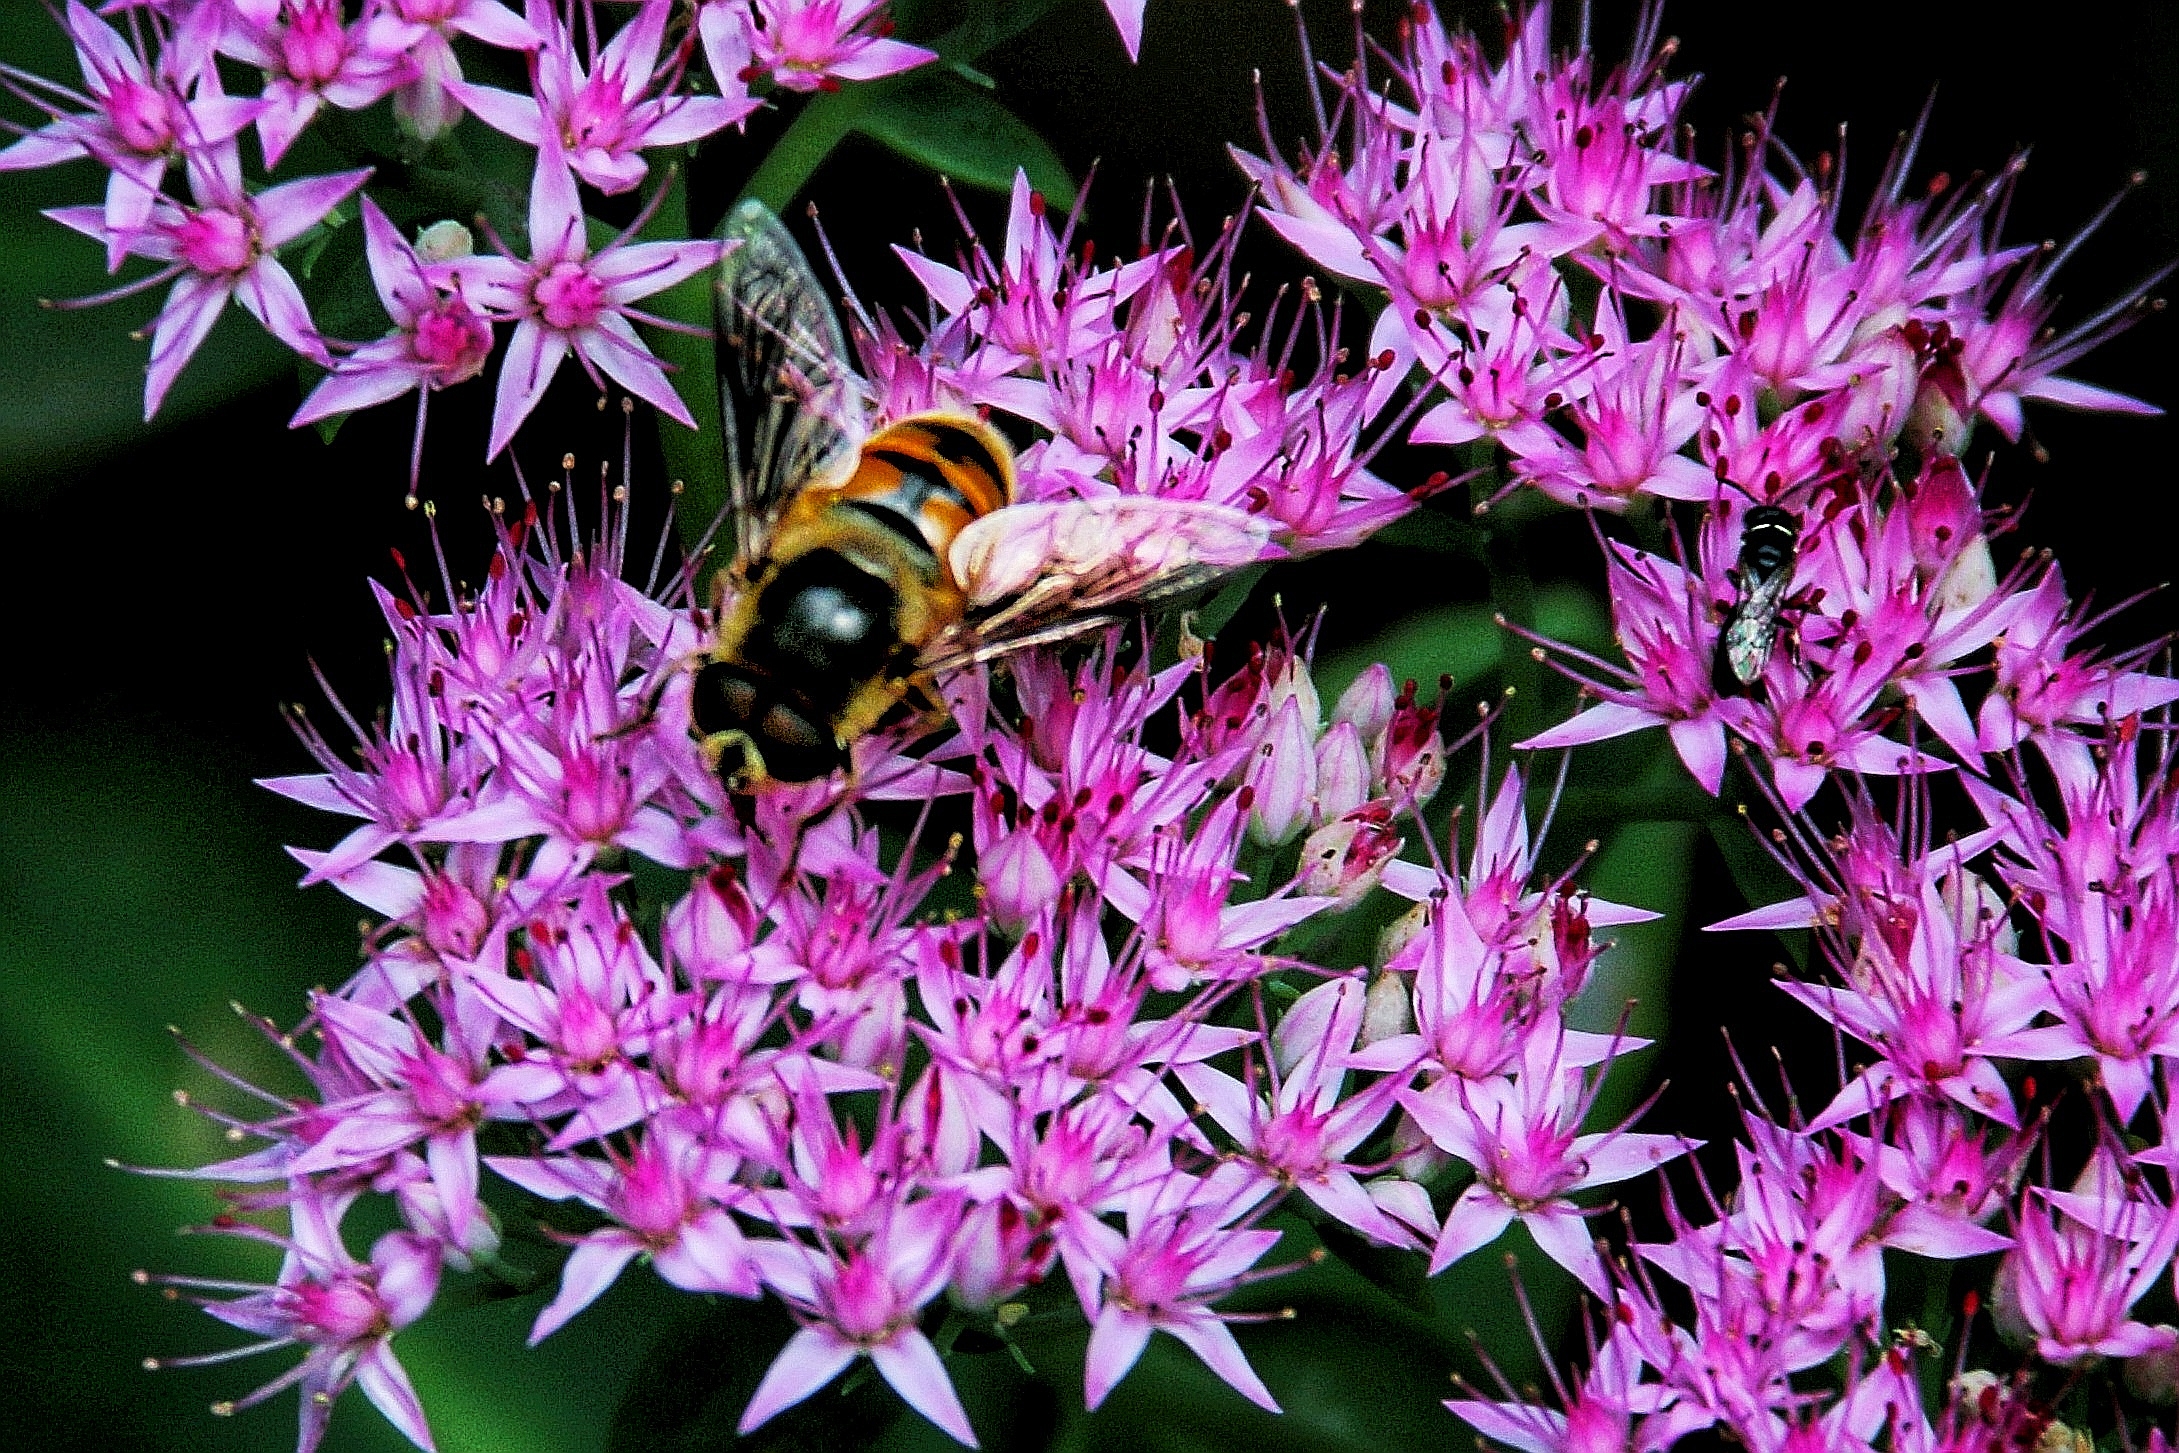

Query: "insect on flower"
<box><xmin>1713</xmin><ymin>503</ymin><xmax>1801</xmax><ymax>695</ymax></box>
<box><xmin>690</xmin><ymin>200</ymin><xmax>1277</xmax><ymax>790</ymax></box>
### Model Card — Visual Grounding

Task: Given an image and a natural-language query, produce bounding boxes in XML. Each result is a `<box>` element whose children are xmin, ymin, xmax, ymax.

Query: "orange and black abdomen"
<box><xmin>836</xmin><ymin>415</ymin><xmax>1015</xmax><ymax>563</ymax></box>
<box><xmin>693</xmin><ymin>414</ymin><xmax>1016</xmax><ymax>788</ymax></box>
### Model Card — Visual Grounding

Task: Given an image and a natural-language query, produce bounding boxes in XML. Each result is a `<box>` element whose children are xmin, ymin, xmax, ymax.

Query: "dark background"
<box><xmin>2</xmin><ymin>1</ymin><xmax>2173</xmax><ymax>1448</ymax></box>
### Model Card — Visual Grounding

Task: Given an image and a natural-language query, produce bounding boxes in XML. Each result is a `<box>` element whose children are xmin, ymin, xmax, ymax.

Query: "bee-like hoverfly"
<box><xmin>690</xmin><ymin>200</ymin><xmax>1272</xmax><ymax>791</ymax></box>
<box><xmin>1712</xmin><ymin>503</ymin><xmax>1801</xmax><ymax>695</ymax></box>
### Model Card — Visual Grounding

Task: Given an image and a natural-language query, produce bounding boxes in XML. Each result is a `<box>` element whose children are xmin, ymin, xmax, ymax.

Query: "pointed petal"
<box><xmin>528</xmin><ymin>1233</ymin><xmax>641</xmax><ymax>1343</ymax></box>
<box><xmin>871</xmin><ymin>1332</ymin><xmax>979</xmax><ymax>1447</ymax></box>
<box><xmin>1082</xmin><ymin>1305</ymin><xmax>1152</xmax><ymax>1410</ymax></box>
<box><xmin>738</xmin><ymin>1327</ymin><xmax>858</xmax><ymax>1432</ymax></box>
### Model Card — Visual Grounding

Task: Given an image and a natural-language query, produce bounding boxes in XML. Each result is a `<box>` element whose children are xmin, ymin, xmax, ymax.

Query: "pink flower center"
<box><xmin>616</xmin><ymin>1150</ymin><xmax>693</xmax><ymax>1242</ymax></box>
<box><xmin>555</xmin><ymin>749</ymin><xmax>632</xmax><ymax>841</ymax></box>
<box><xmin>174</xmin><ymin>207</ymin><xmax>257</xmax><ymax>276</ymax></box>
<box><xmin>106</xmin><ymin>78</ymin><xmax>173</xmax><ymax>156</ymax></box>
<box><xmin>394</xmin><ymin>0</ymin><xmax>464</xmax><ymax>25</ymax></box>
<box><xmin>289</xmin><ymin>1273</ymin><xmax>387</xmax><ymax>1344</ymax></box>
<box><xmin>823</xmin><ymin>1252</ymin><xmax>905</xmax><ymax>1344</ymax></box>
<box><xmin>279</xmin><ymin>1</ymin><xmax>350</xmax><ymax>88</ymax></box>
<box><xmin>534</xmin><ymin>261</ymin><xmax>607</xmax><ymax>331</ymax></box>
<box><xmin>413</xmin><ymin>298</ymin><xmax>494</xmax><ymax>382</ymax></box>
<box><xmin>564</xmin><ymin>78</ymin><xmax>631</xmax><ymax>153</ymax></box>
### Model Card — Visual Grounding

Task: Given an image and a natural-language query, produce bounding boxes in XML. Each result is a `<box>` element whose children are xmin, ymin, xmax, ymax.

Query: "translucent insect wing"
<box><xmin>923</xmin><ymin>498</ymin><xmax>1275</xmax><ymax>671</ymax></box>
<box><xmin>713</xmin><ymin>199</ymin><xmax>862</xmax><ymax>571</ymax></box>
<box><xmin>1720</xmin><ymin>567</ymin><xmax>1791</xmax><ymax>687</ymax></box>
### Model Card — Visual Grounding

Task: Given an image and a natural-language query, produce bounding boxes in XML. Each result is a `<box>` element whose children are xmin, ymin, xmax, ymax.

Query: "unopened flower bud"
<box><xmin>1299</xmin><ymin>804</ymin><xmax>1400</xmax><ymax>909</ymax></box>
<box><xmin>1388</xmin><ymin>1108</ymin><xmax>1450</xmax><ymax>1181</ymax></box>
<box><xmin>663</xmin><ymin>864</ymin><xmax>757</xmax><ymax>979</ymax></box>
<box><xmin>2125</xmin><ymin>1332</ymin><xmax>2179</xmax><ymax>1404</ymax></box>
<box><xmin>394</xmin><ymin>44</ymin><xmax>461</xmax><ymax>143</ymax></box>
<box><xmin>1987</xmin><ymin>1250</ymin><xmax>2032</xmax><ymax>1351</ymax></box>
<box><xmin>1948</xmin><ymin>1369</ymin><xmax>2009</xmax><ymax>1425</ymax></box>
<box><xmin>1333</xmin><ymin>663</ymin><xmax>1396</xmax><ymax>745</ymax></box>
<box><xmin>417</xmin><ymin>870</ymin><xmax>490</xmax><ymax>961</ymax></box>
<box><xmin>1359</xmin><ymin>968</ymin><xmax>1414</xmax><ymax>1047</ymax></box>
<box><xmin>1272</xmin><ymin>977</ymin><xmax>1359</xmax><ymax>1077</ymax></box>
<box><xmin>1905</xmin><ymin>358</ymin><xmax>1974</xmax><ymax>457</ymax></box>
<box><xmin>2034</xmin><ymin>1422</ymin><xmax>2091</xmax><ymax>1453</ymax></box>
<box><xmin>1831</xmin><ymin>330</ymin><xmax>1919</xmax><ymax>448</ymax></box>
<box><xmin>1314</xmin><ymin>720</ymin><xmax>1369</xmax><ymax>824</ymax></box>
<box><xmin>1247</xmin><ymin>695</ymin><xmax>1318</xmax><ymax>847</ymax></box>
<box><xmin>1376</xmin><ymin>899</ymin><xmax>1431</xmax><ymax>968</ymax></box>
<box><xmin>1265</xmin><ymin>653</ymin><xmax>1321</xmax><ymax>735</ymax></box>
<box><xmin>1934</xmin><ymin>535</ymin><xmax>1998</xmax><ymax>616</ymax></box>
<box><xmin>1939</xmin><ymin>866</ymin><xmax>2018</xmax><ymax>957</ymax></box>
<box><xmin>1378</xmin><ymin>683</ymin><xmax>1446</xmax><ymax>809</ymax></box>
<box><xmin>415</xmin><ymin>219</ymin><xmax>475</xmax><ymax>264</ymax></box>
<box><xmin>980</xmin><ymin>829</ymin><xmax>1061</xmax><ymax>931</ymax></box>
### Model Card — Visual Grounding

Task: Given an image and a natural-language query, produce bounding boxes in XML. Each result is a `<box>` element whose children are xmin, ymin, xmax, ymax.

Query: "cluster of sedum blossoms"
<box><xmin>98</xmin><ymin>3</ymin><xmax>2179</xmax><ymax>1452</ymax></box>
<box><xmin>2</xmin><ymin>0</ymin><xmax>1150</xmax><ymax>459</ymax></box>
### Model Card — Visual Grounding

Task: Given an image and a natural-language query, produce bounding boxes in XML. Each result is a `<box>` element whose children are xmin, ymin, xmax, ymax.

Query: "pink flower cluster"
<box><xmin>132</xmin><ymin>484</ymin><xmax>1657</xmax><ymax>1452</ymax></box>
<box><xmin>5</xmin><ymin>0</ymin><xmax>935</xmax><ymax>435</ymax></box>
<box><xmin>1233</xmin><ymin>3</ymin><xmax>2171</xmax><ymax>814</ymax></box>
<box><xmin>1521</xmin><ymin>449</ymin><xmax>2178</xmax><ymax>808</ymax></box>
<box><xmin>1448</xmin><ymin>724</ymin><xmax>2179</xmax><ymax>1450</ymax></box>
<box><xmin>855</xmin><ymin>171</ymin><xmax>1432</xmax><ymax>556</ymax></box>
<box><xmin>1244</xmin><ymin>5</ymin><xmax>2162</xmax><ymax>514</ymax></box>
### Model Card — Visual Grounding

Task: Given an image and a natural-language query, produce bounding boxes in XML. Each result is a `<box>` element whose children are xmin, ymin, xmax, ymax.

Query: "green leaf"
<box><xmin>629</xmin><ymin>169</ymin><xmax>729</xmax><ymax>564</ymax></box>
<box><xmin>1318</xmin><ymin>601</ymin><xmax>1505</xmax><ymax>709</ymax></box>
<box><xmin>1575</xmin><ymin>819</ymin><xmax>1698</xmax><ymax>1126</ymax></box>
<box><xmin>853</xmin><ymin>71</ymin><xmax>1076</xmax><ymax>203</ymax></box>
<box><xmin>1708</xmin><ymin>811</ymin><xmax>1811</xmax><ymax>971</ymax></box>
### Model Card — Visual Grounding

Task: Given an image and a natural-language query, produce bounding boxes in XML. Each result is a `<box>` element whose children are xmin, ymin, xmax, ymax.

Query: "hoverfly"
<box><xmin>1712</xmin><ymin>503</ymin><xmax>1801</xmax><ymax>695</ymax></box>
<box><xmin>689</xmin><ymin>200</ymin><xmax>1272</xmax><ymax>791</ymax></box>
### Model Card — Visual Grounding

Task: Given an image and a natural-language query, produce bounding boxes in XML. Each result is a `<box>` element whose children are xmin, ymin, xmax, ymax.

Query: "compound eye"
<box><xmin>760</xmin><ymin>701</ymin><xmax>828</xmax><ymax>750</ymax></box>
<box><xmin>692</xmin><ymin>661</ymin><xmax>761</xmax><ymax>737</ymax></box>
<box><xmin>753</xmin><ymin>700</ymin><xmax>840</xmax><ymax>783</ymax></box>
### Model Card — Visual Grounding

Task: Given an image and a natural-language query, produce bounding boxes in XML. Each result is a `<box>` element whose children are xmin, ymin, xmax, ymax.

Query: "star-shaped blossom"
<box><xmin>46</xmin><ymin>140</ymin><xmax>366</xmax><ymax>418</ymax></box>
<box><xmin>440</xmin><ymin>142</ymin><xmax>720</xmax><ymax>457</ymax></box>
<box><xmin>0</xmin><ymin>1</ymin><xmax>259</xmax><ymax>267</ymax></box>
<box><xmin>454</xmin><ymin>0</ymin><xmax>753</xmax><ymax>195</ymax></box>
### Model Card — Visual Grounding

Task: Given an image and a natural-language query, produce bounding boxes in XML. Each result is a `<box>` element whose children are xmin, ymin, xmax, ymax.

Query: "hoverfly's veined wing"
<box><xmin>919</xmin><ymin>498</ymin><xmax>1276</xmax><ymax>673</ymax></box>
<box><xmin>714</xmin><ymin>198</ymin><xmax>861</xmax><ymax>573</ymax></box>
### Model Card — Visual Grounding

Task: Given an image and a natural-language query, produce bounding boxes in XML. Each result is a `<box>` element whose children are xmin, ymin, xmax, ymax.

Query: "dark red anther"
<box><xmin>1235</xmin><ymin>784</ymin><xmax>1255</xmax><ymax>811</ymax></box>
<box><xmin>1574</xmin><ymin>124</ymin><xmax>1594</xmax><ymax>148</ymax></box>
<box><xmin>2022</xmin><ymin>1076</ymin><xmax>2037</xmax><ymax>1102</ymax></box>
<box><xmin>488</xmin><ymin>552</ymin><xmax>507</xmax><ymax>580</ymax></box>
<box><xmin>393</xmin><ymin>597</ymin><xmax>417</xmax><ymax>619</ymax></box>
<box><xmin>390</xmin><ymin>548</ymin><xmax>407</xmax><ymax>571</ymax></box>
<box><xmin>817</xmin><ymin>76</ymin><xmax>841</xmax><ymax>93</ymax></box>
<box><xmin>1723</xmin><ymin>394</ymin><xmax>1743</xmax><ymax>417</ymax></box>
<box><xmin>1961</xmin><ymin>1289</ymin><xmax>1980</xmax><ymax>1318</ymax></box>
<box><xmin>1029</xmin><ymin>191</ymin><xmax>1046</xmax><ymax>216</ymax></box>
<box><xmin>1736</xmin><ymin>309</ymin><xmax>1758</xmax><ymax>340</ymax></box>
<box><xmin>1020</xmin><ymin>931</ymin><xmax>1041</xmax><ymax>959</ymax></box>
<box><xmin>1927</xmin><ymin>171</ymin><xmax>1950</xmax><ymax>198</ymax></box>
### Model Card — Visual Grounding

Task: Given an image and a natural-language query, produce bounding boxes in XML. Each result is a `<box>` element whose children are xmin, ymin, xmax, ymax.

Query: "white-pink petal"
<box><xmin>739</xmin><ymin>1327</ymin><xmax>859</xmax><ymax>1432</ymax></box>
<box><xmin>871</xmin><ymin>1332</ymin><xmax>978</xmax><ymax>1447</ymax></box>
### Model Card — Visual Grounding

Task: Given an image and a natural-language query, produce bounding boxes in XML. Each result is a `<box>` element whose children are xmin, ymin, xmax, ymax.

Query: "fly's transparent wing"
<box><xmin>714</xmin><ymin>199</ymin><xmax>861</xmax><ymax>572</ymax></box>
<box><xmin>1719</xmin><ymin>567</ymin><xmax>1791</xmax><ymax>687</ymax></box>
<box><xmin>919</xmin><ymin>498</ymin><xmax>1276</xmax><ymax>673</ymax></box>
